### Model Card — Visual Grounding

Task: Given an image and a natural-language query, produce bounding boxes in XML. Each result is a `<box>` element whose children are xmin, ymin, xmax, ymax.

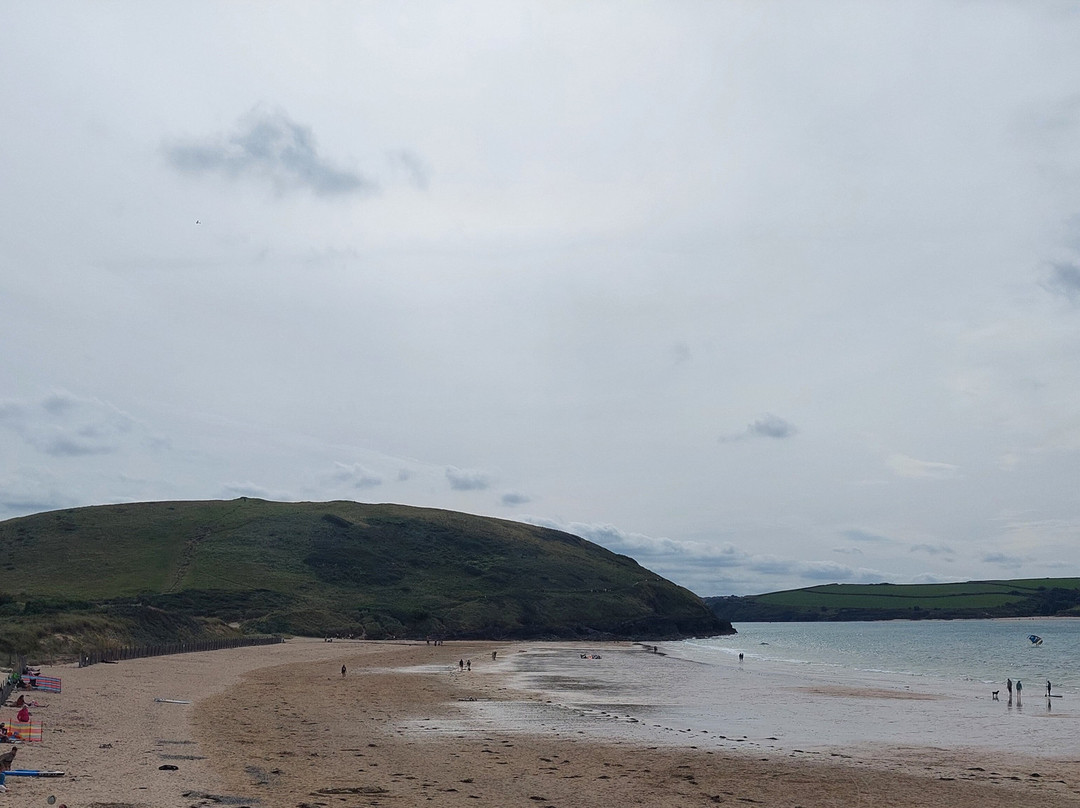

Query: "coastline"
<box><xmin>5</xmin><ymin>638</ymin><xmax>1080</xmax><ymax>807</ymax></box>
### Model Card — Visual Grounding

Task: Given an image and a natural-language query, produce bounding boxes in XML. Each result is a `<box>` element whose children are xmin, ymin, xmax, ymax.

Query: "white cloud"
<box><xmin>220</xmin><ymin>482</ymin><xmax>274</xmax><ymax>499</ymax></box>
<box><xmin>327</xmin><ymin>462</ymin><xmax>384</xmax><ymax>490</ymax></box>
<box><xmin>886</xmin><ymin>454</ymin><xmax>960</xmax><ymax>480</ymax></box>
<box><xmin>445</xmin><ymin>466</ymin><xmax>492</xmax><ymax>492</ymax></box>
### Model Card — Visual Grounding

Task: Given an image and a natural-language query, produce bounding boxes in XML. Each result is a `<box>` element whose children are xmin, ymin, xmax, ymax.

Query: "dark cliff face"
<box><xmin>0</xmin><ymin>499</ymin><xmax>732</xmax><ymax>651</ymax></box>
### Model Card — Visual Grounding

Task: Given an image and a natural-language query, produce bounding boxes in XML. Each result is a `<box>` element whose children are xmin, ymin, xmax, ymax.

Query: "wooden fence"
<box><xmin>78</xmin><ymin>635</ymin><xmax>283</xmax><ymax>667</ymax></box>
<box><xmin>0</xmin><ymin>654</ymin><xmax>26</xmax><ymax>706</ymax></box>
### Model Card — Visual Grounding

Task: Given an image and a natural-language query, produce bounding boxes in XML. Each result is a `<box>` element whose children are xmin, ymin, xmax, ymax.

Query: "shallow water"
<box><xmin>474</xmin><ymin>623</ymin><xmax>1080</xmax><ymax>758</ymax></box>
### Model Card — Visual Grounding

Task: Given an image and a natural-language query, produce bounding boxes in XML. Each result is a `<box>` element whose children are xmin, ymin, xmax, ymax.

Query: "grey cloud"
<box><xmin>522</xmin><ymin>517</ymin><xmax>893</xmax><ymax>594</ymax></box>
<box><xmin>42</xmin><ymin>433</ymin><xmax>118</xmax><ymax>457</ymax></box>
<box><xmin>982</xmin><ymin>552</ymin><xmax>1025</xmax><ymax>566</ymax></box>
<box><xmin>747</xmin><ymin>556</ymin><xmax>885</xmax><ymax>583</ymax></box>
<box><xmin>843</xmin><ymin>528</ymin><xmax>892</xmax><ymax>543</ymax></box>
<box><xmin>833</xmin><ymin>546</ymin><xmax>863</xmax><ymax>555</ymax></box>
<box><xmin>0</xmin><ymin>401</ymin><xmax>26</xmax><ymax>422</ymax></box>
<box><xmin>41</xmin><ymin>392</ymin><xmax>78</xmax><ymax>416</ymax></box>
<box><xmin>1043</xmin><ymin>262</ymin><xmax>1080</xmax><ymax>302</ymax></box>
<box><xmin>0</xmin><ymin>494</ymin><xmax>66</xmax><ymax>515</ymax></box>
<box><xmin>721</xmin><ymin>413</ymin><xmax>798</xmax><ymax>443</ymax></box>
<box><xmin>749</xmin><ymin>414</ymin><xmax>797</xmax><ymax>439</ymax></box>
<box><xmin>387</xmin><ymin>149</ymin><xmax>431</xmax><ymax>190</ymax></box>
<box><xmin>0</xmin><ymin>392</ymin><xmax>135</xmax><ymax>457</ymax></box>
<box><xmin>0</xmin><ymin>470</ymin><xmax>71</xmax><ymax>517</ymax></box>
<box><xmin>909</xmin><ymin>543</ymin><xmax>954</xmax><ymax>556</ymax></box>
<box><xmin>538</xmin><ymin>520</ymin><xmax>748</xmax><ymax>566</ymax></box>
<box><xmin>670</xmin><ymin>341</ymin><xmax>692</xmax><ymax>364</ymax></box>
<box><xmin>500</xmin><ymin>491</ymin><xmax>531</xmax><ymax>506</ymax></box>
<box><xmin>165</xmin><ymin>108</ymin><xmax>376</xmax><ymax>196</ymax></box>
<box><xmin>446</xmin><ymin>466</ymin><xmax>491</xmax><ymax>491</ymax></box>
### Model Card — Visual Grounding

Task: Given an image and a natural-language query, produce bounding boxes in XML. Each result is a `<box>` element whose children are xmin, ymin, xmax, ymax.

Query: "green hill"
<box><xmin>0</xmin><ymin>498</ymin><xmax>730</xmax><ymax>657</ymax></box>
<box><xmin>706</xmin><ymin>578</ymin><xmax>1080</xmax><ymax>622</ymax></box>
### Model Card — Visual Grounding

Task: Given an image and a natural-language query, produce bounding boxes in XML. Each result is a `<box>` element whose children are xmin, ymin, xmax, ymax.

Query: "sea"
<box><xmin>675</xmin><ymin>617</ymin><xmax>1080</xmax><ymax>694</ymax></box>
<box><xmin>471</xmin><ymin>618</ymin><xmax>1080</xmax><ymax>757</ymax></box>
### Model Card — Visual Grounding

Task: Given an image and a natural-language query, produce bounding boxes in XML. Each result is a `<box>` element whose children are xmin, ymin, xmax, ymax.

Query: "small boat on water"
<box><xmin>1028</xmin><ymin>634</ymin><xmax>1043</xmax><ymax>645</ymax></box>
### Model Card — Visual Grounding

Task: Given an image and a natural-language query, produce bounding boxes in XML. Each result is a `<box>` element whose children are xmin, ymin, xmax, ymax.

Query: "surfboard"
<box><xmin>5</xmin><ymin>770</ymin><xmax>65</xmax><ymax>777</ymax></box>
<box><xmin>153</xmin><ymin>698</ymin><xmax>192</xmax><ymax>704</ymax></box>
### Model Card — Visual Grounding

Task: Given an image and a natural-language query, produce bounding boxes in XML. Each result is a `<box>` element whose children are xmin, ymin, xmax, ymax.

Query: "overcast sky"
<box><xmin>3</xmin><ymin>2</ymin><xmax>1080</xmax><ymax>596</ymax></box>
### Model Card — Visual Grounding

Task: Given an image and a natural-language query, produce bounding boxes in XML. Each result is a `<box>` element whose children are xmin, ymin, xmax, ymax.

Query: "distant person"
<box><xmin>341</xmin><ymin>665</ymin><xmax>347</xmax><ymax>678</ymax></box>
<box><xmin>16</xmin><ymin>706</ymin><xmax>29</xmax><ymax>724</ymax></box>
<box><xmin>459</xmin><ymin>659</ymin><xmax>464</xmax><ymax>671</ymax></box>
<box><xmin>0</xmin><ymin>744</ymin><xmax>15</xmax><ymax>793</ymax></box>
<box><xmin>1006</xmin><ymin>678</ymin><xmax>1012</xmax><ymax>698</ymax></box>
<box><xmin>1047</xmin><ymin>680</ymin><xmax>1052</xmax><ymax>697</ymax></box>
<box><xmin>1016</xmin><ymin>680</ymin><xmax>1022</xmax><ymax>705</ymax></box>
<box><xmin>466</xmin><ymin>659</ymin><xmax>471</xmax><ymax>671</ymax></box>
<box><xmin>739</xmin><ymin>653</ymin><xmax>744</xmax><ymax>662</ymax></box>
<box><xmin>491</xmin><ymin>651</ymin><xmax>497</xmax><ymax>661</ymax></box>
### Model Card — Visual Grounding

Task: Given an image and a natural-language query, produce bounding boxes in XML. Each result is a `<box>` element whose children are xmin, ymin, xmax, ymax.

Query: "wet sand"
<box><xmin>5</xmin><ymin>638</ymin><xmax>1080</xmax><ymax>807</ymax></box>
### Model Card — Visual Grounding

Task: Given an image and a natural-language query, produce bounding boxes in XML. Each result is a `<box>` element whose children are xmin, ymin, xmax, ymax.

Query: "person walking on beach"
<box><xmin>1047</xmin><ymin>680</ymin><xmax>1052</xmax><ymax>697</ymax></box>
<box><xmin>1015</xmin><ymin>679</ymin><xmax>1022</xmax><ymax>705</ymax></box>
<box><xmin>1006</xmin><ymin>678</ymin><xmax>1012</xmax><ymax>699</ymax></box>
<box><xmin>341</xmin><ymin>664</ymin><xmax>347</xmax><ymax>678</ymax></box>
<box><xmin>459</xmin><ymin>659</ymin><xmax>464</xmax><ymax>671</ymax></box>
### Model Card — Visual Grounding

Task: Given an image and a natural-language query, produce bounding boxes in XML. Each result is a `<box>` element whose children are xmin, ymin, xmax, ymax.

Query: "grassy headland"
<box><xmin>706</xmin><ymin>578</ymin><xmax>1080</xmax><ymax>622</ymax></box>
<box><xmin>0</xmin><ymin>498</ymin><xmax>729</xmax><ymax>658</ymax></box>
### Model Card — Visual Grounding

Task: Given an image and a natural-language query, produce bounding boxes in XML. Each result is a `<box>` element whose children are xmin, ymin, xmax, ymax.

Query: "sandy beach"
<box><xmin>4</xmin><ymin>638</ymin><xmax>1080</xmax><ymax>807</ymax></box>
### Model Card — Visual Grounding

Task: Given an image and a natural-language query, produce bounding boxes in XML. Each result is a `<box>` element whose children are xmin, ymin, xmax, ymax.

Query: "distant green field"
<box><xmin>706</xmin><ymin>578</ymin><xmax>1080</xmax><ymax>622</ymax></box>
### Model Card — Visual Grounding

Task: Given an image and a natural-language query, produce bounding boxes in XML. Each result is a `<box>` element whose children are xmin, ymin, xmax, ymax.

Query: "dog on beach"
<box><xmin>992</xmin><ymin>690</ymin><xmax>999</xmax><ymax>700</ymax></box>
<box><xmin>0</xmin><ymin>746</ymin><xmax>14</xmax><ymax>767</ymax></box>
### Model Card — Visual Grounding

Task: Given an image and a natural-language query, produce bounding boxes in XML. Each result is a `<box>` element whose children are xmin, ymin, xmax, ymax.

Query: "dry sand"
<box><xmin>4</xmin><ymin>638</ymin><xmax>1080</xmax><ymax>807</ymax></box>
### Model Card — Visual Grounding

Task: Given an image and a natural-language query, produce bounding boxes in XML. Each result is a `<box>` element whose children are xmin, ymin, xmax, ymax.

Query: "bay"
<box><xmin>677</xmin><ymin>618</ymin><xmax>1080</xmax><ymax>692</ymax></box>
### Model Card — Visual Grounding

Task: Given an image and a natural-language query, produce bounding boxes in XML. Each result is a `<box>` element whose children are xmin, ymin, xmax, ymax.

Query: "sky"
<box><xmin>3</xmin><ymin>1</ymin><xmax>1080</xmax><ymax>597</ymax></box>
